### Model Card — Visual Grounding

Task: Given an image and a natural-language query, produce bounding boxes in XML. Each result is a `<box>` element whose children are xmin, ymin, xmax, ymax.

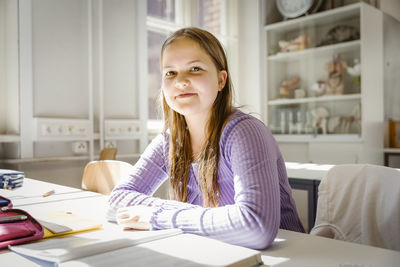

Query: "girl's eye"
<box><xmin>191</xmin><ymin>67</ymin><xmax>201</xmax><ymax>72</ymax></box>
<box><xmin>165</xmin><ymin>71</ymin><xmax>176</xmax><ymax>77</ymax></box>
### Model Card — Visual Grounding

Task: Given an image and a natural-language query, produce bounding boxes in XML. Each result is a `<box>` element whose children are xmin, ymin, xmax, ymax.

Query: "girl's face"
<box><xmin>161</xmin><ymin>37</ymin><xmax>227</xmax><ymax>118</ymax></box>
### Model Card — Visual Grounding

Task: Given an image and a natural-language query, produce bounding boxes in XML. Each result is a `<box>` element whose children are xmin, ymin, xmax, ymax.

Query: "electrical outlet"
<box><xmin>105</xmin><ymin>140</ymin><xmax>117</xmax><ymax>148</ymax></box>
<box><xmin>41</xmin><ymin>124</ymin><xmax>51</xmax><ymax>136</ymax></box>
<box><xmin>104</xmin><ymin>120</ymin><xmax>141</xmax><ymax>139</ymax></box>
<box><xmin>72</xmin><ymin>141</ymin><xmax>88</xmax><ymax>154</ymax></box>
<box><xmin>35</xmin><ymin>118</ymin><xmax>91</xmax><ymax>141</ymax></box>
<box><xmin>50</xmin><ymin>124</ymin><xmax>60</xmax><ymax>136</ymax></box>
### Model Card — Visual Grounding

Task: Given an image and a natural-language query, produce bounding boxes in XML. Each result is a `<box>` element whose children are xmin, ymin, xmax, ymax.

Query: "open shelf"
<box><xmin>0</xmin><ymin>153</ymin><xmax>141</xmax><ymax>164</ymax></box>
<box><xmin>274</xmin><ymin>134</ymin><xmax>362</xmax><ymax>143</ymax></box>
<box><xmin>0</xmin><ymin>135</ymin><xmax>20</xmax><ymax>143</ymax></box>
<box><xmin>268</xmin><ymin>93</ymin><xmax>361</xmax><ymax>106</ymax></box>
<box><xmin>268</xmin><ymin>40</ymin><xmax>360</xmax><ymax>62</ymax></box>
<box><xmin>264</xmin><ymin>3</ymin><xmax>361</xmax><ymax>32</ymax></box>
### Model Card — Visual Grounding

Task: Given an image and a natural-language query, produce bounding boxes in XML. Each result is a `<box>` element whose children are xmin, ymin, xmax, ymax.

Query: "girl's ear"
<box><xmin>218</xmin><ymin>70</ymin><xmax>228</xmax><ymax>91</ymax></box>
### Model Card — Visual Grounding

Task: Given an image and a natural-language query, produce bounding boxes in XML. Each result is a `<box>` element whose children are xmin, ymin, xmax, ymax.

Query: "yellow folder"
<box><xmin>36</xmin><ymin>211</ymin><xmax>102</xmax><ymax>238</ymax></box>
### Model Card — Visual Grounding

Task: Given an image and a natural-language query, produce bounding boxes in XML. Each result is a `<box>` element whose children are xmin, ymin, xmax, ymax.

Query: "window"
<box><xmin>146</xmin><ymin>0</ymin><xmax>237</xmax><ymax>137</ymax></box>
<box><xmin>147</xmin><ymin>0</ymin><xmax>175</xmax><ymax>22</ymax></box>
<box><xmin>147</xmin><ymin>0</ymin><xmax>177</xmax><ymax>127</ymax></box>
<box><xmin>147</xmin><ymin>29</ymin><xmax>169</xmax><ymax>121</ymax></box>
<box><xmin>198</xmin><ymin>0</ymin><xmax>221</xmax><ymax>35</ymax></box>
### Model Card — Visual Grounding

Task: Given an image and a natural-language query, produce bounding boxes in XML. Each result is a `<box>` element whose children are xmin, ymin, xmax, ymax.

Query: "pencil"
<box><xmin>0</xmin><ymin>215</ymin><xmax>28</xmax><ymax>223</ymax></box>
<box><xmin>42</xmin><ymin>189</ymin><xmax>55</xmax><ymax>197</ymax></box>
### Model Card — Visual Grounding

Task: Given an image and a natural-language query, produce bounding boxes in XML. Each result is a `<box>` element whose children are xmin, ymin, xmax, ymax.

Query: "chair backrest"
<box><xmin>82</xmin><ymin>160</ymin><xmax>134</xmax><ymax>195</ymax></box>
<box><xmin>310</xmin><ymin>164</ymin><xmax>400</xmax><ymax>251</ymax></box>
<box><xmin>99</xmin><ymin>148</ymin><xmax>117</xmax><ymax>160</ymax></box>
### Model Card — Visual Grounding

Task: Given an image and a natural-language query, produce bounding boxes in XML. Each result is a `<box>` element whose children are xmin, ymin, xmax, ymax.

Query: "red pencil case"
<box><xmin>0</xmin><ymin>195</ymin><xmax>44</xmax><ymax>249</ymax></box>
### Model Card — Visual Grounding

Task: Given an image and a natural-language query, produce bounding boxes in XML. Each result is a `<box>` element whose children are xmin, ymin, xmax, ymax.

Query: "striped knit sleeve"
<box><xmin>107</xmin><ymin>133</ymin><xmax>200</xmax><ymax>221</ymax></box>
<box><xmin>149</xmin><ymin>117</ymin><xmax>281</xmax><ymax>249</ymax></box>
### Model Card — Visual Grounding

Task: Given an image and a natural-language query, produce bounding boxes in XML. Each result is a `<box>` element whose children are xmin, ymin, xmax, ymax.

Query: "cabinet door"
<box><xmin>31</xmin><ymin>0</ymin><xmax>90</xmax><ymax>118</ymax></box>
<box><xmin>0</xmin><ymin>0</ymin><xmax>19</xmax><ymax>139</ymax></box>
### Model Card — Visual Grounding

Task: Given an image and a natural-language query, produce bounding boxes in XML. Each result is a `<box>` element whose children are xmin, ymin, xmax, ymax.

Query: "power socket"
<box><xmin>105</xmin><ymin>140</ymin><xmax>117</xmax><ymax>148</ymax></box>
<box><xmin>72</xmin><ymin>141</ymin><xmax>88</xmax><ymax>154</ymax></box>
<box><xmin>35</xmin><ymin>118</ymin><xmax>91</xmax><ymax>141</ymax></box>
<box><xmin>104</xmin><ymin>120</ymin><xmax>141</xmax><ymax>139</ymax></box>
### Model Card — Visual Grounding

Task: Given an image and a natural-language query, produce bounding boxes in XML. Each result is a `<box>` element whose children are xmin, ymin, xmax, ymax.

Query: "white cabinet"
<box><xmin>0</xmin><ymin>0</ymin><xmax>148</xmax><ymax>162</ymax></box>
<box><xmin>264</xmin><ymin>3</ymin><xmax>398</xmax><ymax>164</ymax></box>
<box><xmin>0</xmin><ymin>0</ymin><xmax>19</xmax><ymax>146</ymax></box>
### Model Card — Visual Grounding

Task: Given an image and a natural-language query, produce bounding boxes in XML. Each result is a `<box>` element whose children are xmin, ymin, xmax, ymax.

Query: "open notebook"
<box><xmin>9</xmin><ymin>228</ymin><xmax>263</xmax><ymax>267</ymax></box>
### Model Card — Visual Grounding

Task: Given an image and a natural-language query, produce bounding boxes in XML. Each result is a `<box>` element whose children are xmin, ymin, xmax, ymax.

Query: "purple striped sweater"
<box><xmin>108</xmin><ymin>109</ymin><xmax>304</xmax><ymax>249</ymax></box>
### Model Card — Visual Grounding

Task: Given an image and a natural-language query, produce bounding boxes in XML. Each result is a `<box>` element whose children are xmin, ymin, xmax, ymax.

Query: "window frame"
<box><xmin>145</xmin><ymin>0</ymin><xmax>238</xmax><ymax>139</ymax></box>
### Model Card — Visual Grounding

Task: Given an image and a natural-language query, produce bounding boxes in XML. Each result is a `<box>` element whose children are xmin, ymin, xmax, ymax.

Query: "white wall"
<box><xmin>383</xmin><ymin>14</ymin><xmax>400</xmax><ymax>121</ymax></box>
<box><xmin>379</xmin><ymin>0</ymin><xmax>400</xmax><ymax>22</ymax></box>
<box><xmin>236</xmin><ymin>0</ymin><xmax>263</xmax><ymax>119</ymax></box>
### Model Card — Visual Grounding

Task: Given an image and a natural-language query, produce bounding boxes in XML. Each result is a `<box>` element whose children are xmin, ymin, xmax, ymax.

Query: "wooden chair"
<box><xmin>81</xmin><ymin>160</ymin><xmax>134</xmax><ymax>195</ymax></box>
<box><xmin>99</xmin><ymin>148</ymin><xmax>118</xmax><ymax>160</ymax></box>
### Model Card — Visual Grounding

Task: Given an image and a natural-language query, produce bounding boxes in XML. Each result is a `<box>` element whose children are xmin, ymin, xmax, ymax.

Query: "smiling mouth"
<box><xmin>176</xmin><ymin>93</ymin><xmax>197</xmax><ymax>98</ymax></box>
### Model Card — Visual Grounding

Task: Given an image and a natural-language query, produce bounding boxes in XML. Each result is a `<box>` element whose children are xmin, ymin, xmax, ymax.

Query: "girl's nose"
<box><xmin>175</xmin><ymin>74</ymin><xmax>189</xmax><ymax>89</ymax></box>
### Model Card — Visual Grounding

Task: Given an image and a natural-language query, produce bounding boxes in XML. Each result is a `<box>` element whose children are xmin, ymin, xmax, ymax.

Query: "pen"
<box><xmin>0</xmin><ymin>199</ymin><xmax>9</xmax><ymax>207</ymax></box>
<box><xmin>0</xmin><ymin>215</ymin><xmax>28</xmax><ymax>223</ymax></box>
<box><xmin>42</xmin><ymin>189</ymin><xmax>55</xmax><ymax>197</ymax></box>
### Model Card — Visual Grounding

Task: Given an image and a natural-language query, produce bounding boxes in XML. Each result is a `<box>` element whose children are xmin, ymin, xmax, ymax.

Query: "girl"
<box><xmin>108</xmin><ymin>27</ymin><xmax>304</xmax><ymax>249</ymax></box>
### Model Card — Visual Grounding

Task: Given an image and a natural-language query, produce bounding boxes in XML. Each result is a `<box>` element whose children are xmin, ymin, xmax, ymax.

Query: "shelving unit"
<box><xmin>263</xmin><ymin>2</ymin><xmax>398</xmax><ymax>164</ymax></box>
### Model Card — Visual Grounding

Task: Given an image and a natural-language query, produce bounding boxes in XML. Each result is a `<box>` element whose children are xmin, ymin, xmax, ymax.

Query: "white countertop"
<box><xmin>285</xmin><ymin>162</ymin><xmax>334</xmax><ymax>181</ymax></box>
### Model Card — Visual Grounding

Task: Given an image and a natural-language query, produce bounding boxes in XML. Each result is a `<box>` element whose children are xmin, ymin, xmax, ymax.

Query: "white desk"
<box><xmin>285</xmin><ymin>162</ymin><xmax>334</xmax><ymax>180</ymax></box>
<box><xmin>1</xmin><ymin>178</ymin><xmax>81</xmax><ymax>197</ymax></box>
<box><xmin>1</xmin><ymin>178</ymin><xmax>399</xmax><ymax>267</ymax></box>
<box><xmin>0</xmin><ymin>178</ymin><xmax>100</xmax><ymax>206</ymax></box>
<box><xmin>262</xmin><ymin>230</ymin><xmax>400</xmax><ymax>267</ymax></box>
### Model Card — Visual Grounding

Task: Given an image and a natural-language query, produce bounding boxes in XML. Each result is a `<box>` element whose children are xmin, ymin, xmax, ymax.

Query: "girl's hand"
<box><xmin>116</xmin><ymin>206</ymin><xmax>154</xmax><ymax>230</ymax></box>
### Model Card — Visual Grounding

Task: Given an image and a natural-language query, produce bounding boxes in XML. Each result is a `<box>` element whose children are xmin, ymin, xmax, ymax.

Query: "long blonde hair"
<box><xmin>160</xmin><ymin>27</ymin><xmax>234</xmax><ymax>207</ymax></box>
